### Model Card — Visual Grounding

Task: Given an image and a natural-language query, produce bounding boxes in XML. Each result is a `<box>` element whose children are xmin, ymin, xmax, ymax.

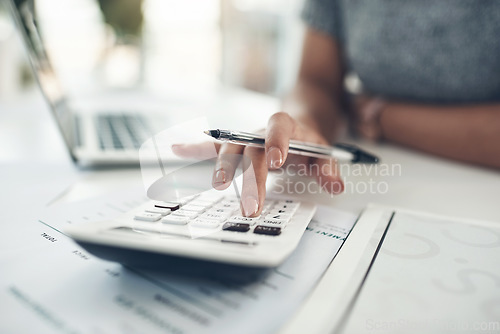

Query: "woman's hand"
<box><xmin>172</xmin><ymin>112</ymin><xmax>344</xmax><ymax>217</ymax></box>
<box><xmin>210</xmin><ymin>112</ymin><xmax>344</xmax><ymax>217</ymax></box>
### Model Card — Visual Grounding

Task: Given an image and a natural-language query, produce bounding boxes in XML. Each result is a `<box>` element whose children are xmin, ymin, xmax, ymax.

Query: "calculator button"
<box><xmin>227</xmin><ymin>216</ymin><xmax>261</xmax><ymax>225</ymax></box>
<box><xmin>260</xmin><ymin>203</ymin><xmax>274</xmax><ymax>214</ymax></box>
<box><xmin>213</xmin><ymin>204</ymin><xmax>239</xmax><ymax>212</ymax></box>
<box><xmin>206</xmin><ymin>208</ymin><xmax>234</xmax><ymax>217</ymax></box>
<box><xmin>184</xmin><ymin>194</ymin><xmax>199</xmax><ymax>200</ymax></box>
<box><xmin>134</xmin><ymin>212</ymin><xmax>162</xmax><ymax>222</ymax></box>
<box><xmin>279</xmin><ymin>199</ymin><xmax>295</xmax><ymax>204</ymax></box>
<box><xmin>265</xmin><ymin>214</ymin><xmax>292</xmax><ymax>223</ymax></box>
<box><xmin>197</xmin><ymin>194</ymin><xmax>223</xmax><ymax>203</ymax></box>
<box><xmin>145</xmin><ymin>208</ymin><xmax>171</xmax><ymax>216</ymax></box>
<box><xmin>221</xmin><ymin>197</ymin><xmax>239</xmax><ymax>204</ymax></box>
<box><xmin>268</xmin><ymin>209</ymin><xmax>289</xmax><ymax>214</ymax></box>
<box><xmin>259</xmin><ymin>219</ymin><xmax>286</xmax><ymax>228</ymax></box>
<box><xmin>177</xmin><ymin>197</ymin><xmax>195</xmax><ymax>205</ymax></box>
<box><xmin>254</xmin><ymin>225</ymin><xmax>282</xmax><ymax>236</ymax></box>
<box><xmin>155</xmin><ymin>202</ymin><xmax>181</xmax><ymax>211</ymax></box>
<box><xmin>208</xmin><ymin>207</ymin><xmax>234</xmax><ymax>214</ymax></box>
<box><xmin>161</xmin><ymin>216</ymin><xmax>190</xmax><ymax>225</ymax></box>
<box><xmin>170</xmin><ymin>210</ymin><xmax>198</xmax><ymax>219</ymax></box>
<box><xmin>190</xmin><ymin>219</ymin><xmax>220</xmax><ymax>229</ymax></box>
<box><xmin>222</xmin><ymin>222</ymin><xmax>250</xmax><ymax>232</ymax></box>
<box><xmin>181</xmin><ymin>204</ymin><xmax>207</xmax><ymax>213</ymax></box>
<box><xmin>189</xmin><ymin>200</ymin><xmax>215</xmax><ymax>207</ymax></box>
<box><xmin>199</xmin><ymin>213</ymin><xmax>227</xmax><ymax>222</ymax></box>
<box><xmin>273</xmin><ymin>203</ymin><xmax>299</xmax><ymax>212</ymax></box>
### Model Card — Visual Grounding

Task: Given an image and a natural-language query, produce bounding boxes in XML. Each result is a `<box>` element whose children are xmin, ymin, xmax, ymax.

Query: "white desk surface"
<box><xmin>1</xmin><ymin>87</ymin><xmax>499</xmax><ymax>332</ymax></box>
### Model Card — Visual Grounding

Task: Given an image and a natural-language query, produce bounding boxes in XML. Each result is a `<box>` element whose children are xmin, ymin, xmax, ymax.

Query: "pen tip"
<box><xmin>204</xmin><ymin>129</ymin><xmax>221</xmax><ymax>138</ymax></box>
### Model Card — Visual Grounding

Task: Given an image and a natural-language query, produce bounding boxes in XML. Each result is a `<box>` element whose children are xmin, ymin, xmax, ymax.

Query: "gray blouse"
<box><xmin>302</xmin><ymin>0</ymin><xmax>500</xmax><ymax>104</ymax></box>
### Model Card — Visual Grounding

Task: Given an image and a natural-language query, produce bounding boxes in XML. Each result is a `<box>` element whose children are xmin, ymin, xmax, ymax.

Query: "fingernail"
<box><xmin>267</xmin><ymin>147</ymin><xmax>283</xmax><ymax>169</ymax></box>
<box><xmin>213</xmin><ymin>169</ymin><xmax>226</xmax><ymax>186</ymax></box>
<box><xmin>242</xmin><ymin>196</ymin><xmax>259</xmax><ymax>217</ymax></box>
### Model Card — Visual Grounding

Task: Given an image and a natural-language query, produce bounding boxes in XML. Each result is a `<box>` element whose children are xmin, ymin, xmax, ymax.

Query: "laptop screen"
<box><xmin>7</xmin><ymin>0</ymin><xmax>76</xmax><ymax>157</ymax></box>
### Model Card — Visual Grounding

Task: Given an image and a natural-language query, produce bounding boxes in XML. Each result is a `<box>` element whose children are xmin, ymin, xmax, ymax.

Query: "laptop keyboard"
<box><xmin>96</xmin><ymin>114</ymin><xmax>151</xmax><ymax>150</ymax></box>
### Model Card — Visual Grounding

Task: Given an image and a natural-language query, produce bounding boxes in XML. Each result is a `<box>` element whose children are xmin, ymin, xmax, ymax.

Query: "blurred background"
<box><xmin>0</xmin><ymin>0</ymin><xmax>305</xmax><ymax>101</ymax></box>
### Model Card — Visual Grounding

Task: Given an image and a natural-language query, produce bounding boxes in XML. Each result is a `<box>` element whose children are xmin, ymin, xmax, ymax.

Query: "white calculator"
<box><xmin>65</xmin><ymin>191</ymin><xmax>316</xmax><ymax>268</ymax></box>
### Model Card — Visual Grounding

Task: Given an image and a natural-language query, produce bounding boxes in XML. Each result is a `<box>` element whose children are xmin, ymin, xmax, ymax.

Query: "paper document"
<box><xmin>280</xmin><ymin>205</ymin><xmax>500</xmax><ymax>334</ymax></box>
<box><xmin>0</xmin><ymin>190</ymin><xmax>356</xmax><ymax>334</ymax></box>
<box><xmin>341</xmin><ymin>207</ymin><xmax>500</xmax><ymax>334</ymax></box>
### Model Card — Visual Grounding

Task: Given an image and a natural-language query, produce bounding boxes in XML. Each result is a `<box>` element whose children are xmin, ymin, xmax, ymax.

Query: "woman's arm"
<box><xmin>282</xmin><ymin>27</ymin><xmax>345</xmax><ymax>142</ymax></box>
<box><xmin>380</xmin><ymin>102</ymin><xmax>500</xmax><ymax>168</ymax></box>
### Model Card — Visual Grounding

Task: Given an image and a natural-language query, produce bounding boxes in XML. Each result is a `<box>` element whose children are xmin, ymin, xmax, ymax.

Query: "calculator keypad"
<box><xmin>161</xmin><ymin>215</ymin><xmax>190</xmax><ymax>225</ymax></box>
<box><xmin>134</xmin><ymin>212</ymin><xmax>162</xmax><ymax>222</ymax></box>
<box><xmin>133</xmin><ymin>194</ymin><xmax>300</xmax><ymax>237</ymax></box>
<box><xmin>222</xmin><ymin>222</ymin><xmax>251</xmax><ymax>232</ymax></box>
<box><xmin>145</xmin><ymin>208</ymin><xmax>171</xmax><ymax>216</ymax></box>
<box><xmin>154</xmin><ymin>202</ymin><xmax>180</xmax><ymax>211</ymax></box>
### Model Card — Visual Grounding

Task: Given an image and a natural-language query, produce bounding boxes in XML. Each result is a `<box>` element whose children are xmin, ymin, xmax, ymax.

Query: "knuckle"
<box><xmin>267</xmin><ymin>113</ymin><xmax>295</xmax><ymax>144</ymax></box>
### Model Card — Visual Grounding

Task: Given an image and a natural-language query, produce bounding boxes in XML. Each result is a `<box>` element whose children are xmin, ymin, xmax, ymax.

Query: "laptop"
<box><xmin>7</xmin><ymin>0</ymin><xmax>170</xmax><ymax>166</ymax></box>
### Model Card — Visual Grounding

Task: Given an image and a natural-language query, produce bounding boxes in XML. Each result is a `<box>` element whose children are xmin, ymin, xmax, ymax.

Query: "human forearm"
<box><xmin>380</xmin><ymin>102</ymin><xmax>500</xmax><ymax>168</ymax></box>
<box><xmin>281</xmin><ymin>27</ymin><xmax>345</xmax><ymax>143</ymax></box>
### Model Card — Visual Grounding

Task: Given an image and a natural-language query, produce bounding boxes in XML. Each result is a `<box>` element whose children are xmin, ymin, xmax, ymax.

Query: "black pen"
<box><xmin>204</xmin><ymin>129</ymin><xmax>379</xmax><ymax>164</ymax></box>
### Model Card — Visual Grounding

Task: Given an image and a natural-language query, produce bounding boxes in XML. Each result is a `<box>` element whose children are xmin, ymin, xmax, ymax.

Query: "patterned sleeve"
<box><xmin>301</xmin><ymin>0</ymin><xmax>344</xmax><ymax>41</ymax></box>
